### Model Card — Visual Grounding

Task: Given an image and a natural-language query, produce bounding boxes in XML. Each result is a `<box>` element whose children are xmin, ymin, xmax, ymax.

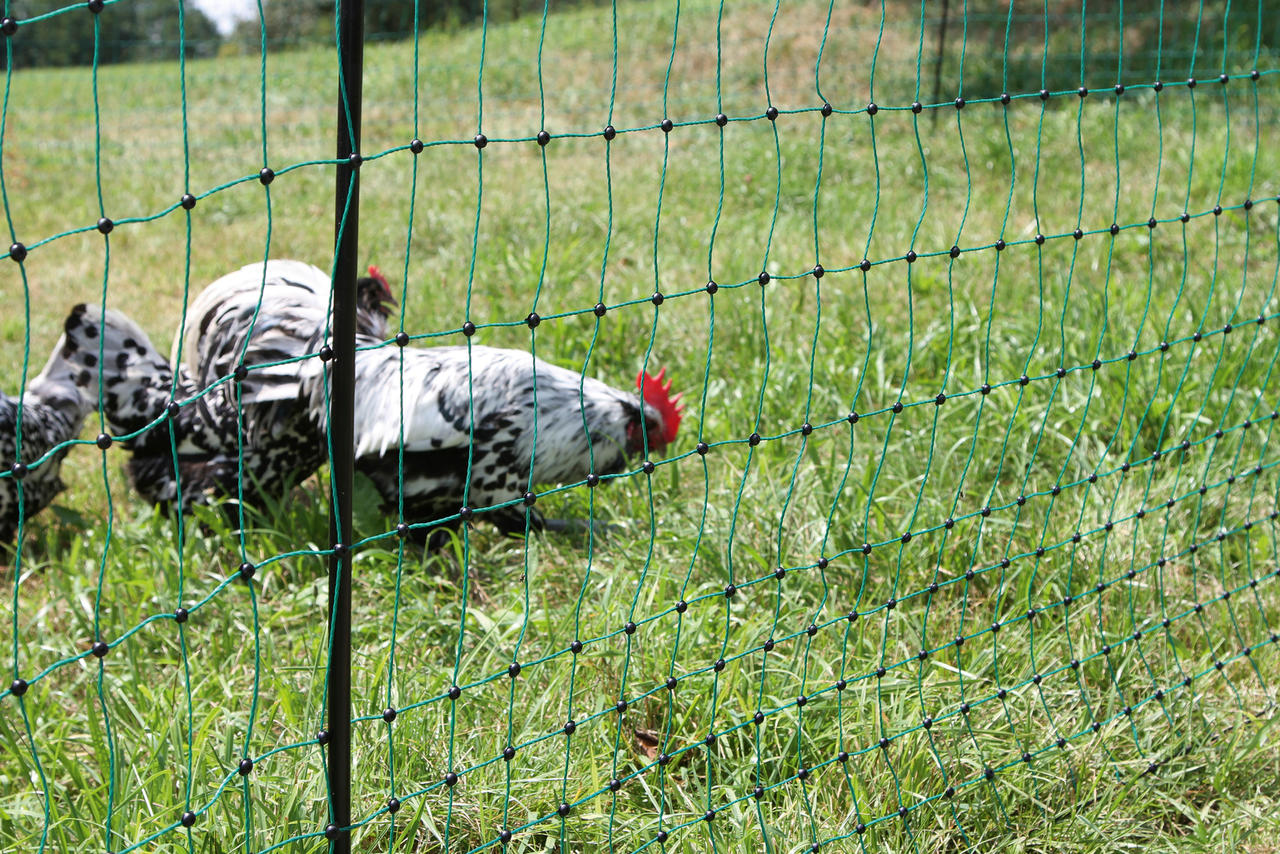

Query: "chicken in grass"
<box><xmin>0</xmin><ymin>305</ymin><xmax>152</xmax><ymax>542</ymax></box>
<box><xmin>80</xmin><ymin>257</ymin><xmax>682</xmax><ymax>539</ymax></box>
<box><xmin>324</xmin><ymin>342</ymin><xmax>685</xmax><ymax>538</ymax></box>
<box><xmin>164</xmin><ymin>262</ymin><xmax>683</xmax><ymax>537</ymax></box>
<box><xmin>87</xmin><ymin>260</ymin><xmax>395</xmax><ymax>514</ymax></box>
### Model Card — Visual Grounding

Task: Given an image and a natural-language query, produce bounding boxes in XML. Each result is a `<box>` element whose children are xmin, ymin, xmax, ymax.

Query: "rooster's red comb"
<box><xmin>636</xmin><ymin>367</ymin><xmax>684</xmax><ymax>446</ymax></box>
<box><xmin>367</xmin><ymin>265</ymin><xmax>392</xmax><ymax>298</ymax></box>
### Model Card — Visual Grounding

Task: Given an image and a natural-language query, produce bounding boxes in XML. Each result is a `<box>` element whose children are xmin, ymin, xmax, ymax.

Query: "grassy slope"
<box><xmin>1</xmin><ymin>0</ymin><xmax>1280</xmax><ymax>851</ymax></box>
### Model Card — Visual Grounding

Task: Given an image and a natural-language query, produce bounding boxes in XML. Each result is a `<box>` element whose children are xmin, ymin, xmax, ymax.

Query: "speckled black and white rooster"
<box><xmin>339</xmin><ymin>354</ymin><xmax>683</xmax><ymax>535</ymax></box>
<box><xmin>90</xmin><ymin>260</ymin><xmax>395</xmax><ymax>514</ymax></box>
<box><xmin>317</xmin><ymin>326</ymin><xmax>685</xmax><ymax>537</ymax></box>
<box><xmin>0</xmin><ymin>304</ymin><xmax>154</xmax><ymax>542</ymax></box>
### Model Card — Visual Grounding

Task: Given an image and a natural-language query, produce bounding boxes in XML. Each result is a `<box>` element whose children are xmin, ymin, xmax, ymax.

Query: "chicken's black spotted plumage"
<box><xmin>94</xmin><ymin>258</ymin><xmax>676</xmax><ymax>537</ymax></box>
<box><xmin>98</xmin><ymin>260</ymin><xmax>394</xmax><ymax>514</ymax></box>
<box><xmin>314</xmin><ymin>345</ymin><xmax>678</xmax><ymax>536</ymax></box>
<box><xmin>0</xmin><ymin>305</ymin><xmax>136</xmax><ymax>541</ymax></box>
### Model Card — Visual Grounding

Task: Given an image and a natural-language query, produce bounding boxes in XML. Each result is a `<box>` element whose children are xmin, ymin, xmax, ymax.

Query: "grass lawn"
<box><xmin>1</xmin><ymin>0</ymin><xmax>1280</xmax><ymax>851</ymax></box>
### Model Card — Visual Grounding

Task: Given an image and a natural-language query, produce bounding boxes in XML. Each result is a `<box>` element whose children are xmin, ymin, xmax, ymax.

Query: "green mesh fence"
<box><xmin>1</xmin><ymin>0</ymin><xmax>1279</xmax><ymax>851</ymax></box>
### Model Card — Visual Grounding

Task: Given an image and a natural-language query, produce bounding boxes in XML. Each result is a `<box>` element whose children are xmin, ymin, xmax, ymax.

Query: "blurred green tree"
<box><xmin>3</xmin><ymin>0</ymin><xmax>221</xmax><ymax>68</ymax></box>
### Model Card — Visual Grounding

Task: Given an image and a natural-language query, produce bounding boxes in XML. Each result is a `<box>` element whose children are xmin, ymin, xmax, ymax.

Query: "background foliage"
<box><xmin>6</xmin><ymin>0</ymin><xmax>1279</xmax><ymax>72</ymax></box>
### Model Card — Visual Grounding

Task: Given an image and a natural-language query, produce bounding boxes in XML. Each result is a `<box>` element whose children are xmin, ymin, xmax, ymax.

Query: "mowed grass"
<box><xmin>2</xmin><ymin>0</ymin><xmax>1280</xmax><ymax>851</ymax></box>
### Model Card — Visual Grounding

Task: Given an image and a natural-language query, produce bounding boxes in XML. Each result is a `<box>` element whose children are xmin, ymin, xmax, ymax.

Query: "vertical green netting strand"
<box><xmin>597</xmin><ymin>3</ymin><xmax>623</xmax><ymax>849</ymax></box>
<box><xmin>691</xmin><ymin>1</ymin><xmax>727</xmax><ymax>848</ymax></box>
<box><xmin>1021</xmin><ymin>1</ymin><xmax>1098</xmax><ymax>781</ymax></box>
<box><xmin>1229</xmin><ymin>4</ymin><xmax>1277</xmax><ymax>693</ymax></box>
<box><xmin>1222</xmin><ymin>13</ymin><xmax>1264</xmax><ymax>699</ymax></box>
<box><xmin>383</xmin><ymin>0</ymin><xmax>425</xmax><ymax>842</ymax></box>
<box><xmin>526</xmin><ymin>0</ymin><xmax>555</xmax><ymax>843</ymax></box>
<box><xmin>1241</xmin><ymin>333</ymin><xmax>1280</xmax><ymax>674</ymax></box>
<box><xmin>872</xmin><ymin>3</ymin><xmax>932</xmax><ymax>843</ymax></box>
<box><xmin>1111</xmin><ymin>0</ymin><xmax>1183</xmax><ymax>738</ymax></box>
<box><xmin>1233</xmin><ymin>0</ymin><xmax>1274</xmax><ymax>686</ymax></box>
<box><xmin>450</xmin><ymin>0</ymin><xmax>488</xmax><ymax>845</ymax></box>
<box><xmin>1153</xmin><ymin>3</ymin><xmax>1219</xmax><ymax>732</ymax></box>
<box><xmin>171</xmin><ymin>3</ymin><xmax>197</xmax><ymax>847</ymax></box>
<box><xmin>0</xmin><ymin>6</ymin><xmax>28</xmax><ymax>581</ymax></box>
<box><xmin>928</xmin><ymin>0</ymin><xmax>982</xmax><ymax>838</ymax></box>
<box><xmin>1181</xmin><ymin>0</ymin><xmax>1245</xmax><ymax>715</ymax></box>
<box><xmin>750</xmin><ymin>0</ymin><xmax>799</xmax><ymax>848</ymax></box>
<box><xmin>1146</xmin><ymin>1</ymin><xmax>1201</xmax><ymax>707</ymax></box>
<box><xmin>950</xmin><ymin>0</ymin><xmax>1016</xmax><ymax>819</ymax></box>
<box><xmin>919</xmin><ymin>15</ymin><xmax>971</xmax><ymax>825</ymax></box>
<box><xmin>87</xmin><ymin>14</ymin><xmax>120</xmax><ymax>853</ymax></box>
<box><xmin>1208</xmin><ymin>82</ymin><xmax>1259</xmax><ymax>707</ymax></box>
<box><xmin>823</xmin><ymin>5</ymin><xmax>886</xmax><ymax>844</ymax></box>
<box><xmin>1210</xmin><ymin>0</ymin><xmax>1261</xmax><ymax>697</ymax></box>
<box><xmin>991</xmin><ymin>44</ymin><xmax>1052</xmax><ymax>804</ymax></box>
<box><xmin>1027</xmin><ymin>2</ymin><xmax>1088</xmax><ymax>756</ymax></box>
<box><xmin>683</xmin><ymin>285</ymin><xmax>715</xmax><ymax>841</ymax></box>
<box><xmin>805</xmin><ymin>33</ymin><xmax>843</xmax><ymax>851</ymax></box>
<box><xmin>644</xmin><ymin>0</ymin><xmax>680</xmax><ymax>844</ymax></box>
<box><xmin>3</xmin><ymin>93</ymin><xmax>24</xmax><ymax>597</ymax></box>
<box><xmin>785</xmin><ymin>2</ymin><xmax>839</xmax><ymax>850</ymax></box>
<box><xmin>228</xmin><ymin>3</ymin><xmax>275</xmax><ymax>849</ymax></box>
<box><xmin>1187</xmin><ymin>0</ymin><xmax>1251</xmax><ymax>699</ymax></box>
<box><xmin>1024</xmin><ymin>7</ymin><xmax>1071</xmax><ymax>756</ymax></box>
<box><xmin>234</xmin><ymin>0</ymin><xmax>275</xmax><ymax>550</ymax></box>
<box><xmin>1091</xmin><ymin>0</ymin><xmax>1147</xmax><ymax>766</ymax></box>
<box><xmin>1062</xmin><ymin>0</ymin><xmax>1128</xmax><ymax>779</ymax></box>
<box><xmin>0</xmin><ymin>2</ymin><xmax>51</xmax><ymax>850</ymax></box>
<box><xmin>509</xmin><ymin>18</ymin><xmax>551</xmax><ymax>806</ymax></box>
<box><xmin>844</xmin><ymin>0</ymin><xmax>888</xmax><ymax>685</ymax></box>
<box><xmin>1217</xmin><ymin>325</ymin><xmax>1278</xmax><ymax>695</ymax></box>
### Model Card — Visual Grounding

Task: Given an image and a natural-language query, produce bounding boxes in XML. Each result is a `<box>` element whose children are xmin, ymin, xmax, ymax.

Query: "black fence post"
<box><xmin>328</xmin><ymin>0</ymin><xmax>364</xmax><ymax>845</ymax></box>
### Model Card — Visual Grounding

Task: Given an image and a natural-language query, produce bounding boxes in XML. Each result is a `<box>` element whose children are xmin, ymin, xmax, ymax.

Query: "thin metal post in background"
<box><xmin>328</xmin><ymin>0</ymin><xmax>364</xmax><ymax>844</ymax></box>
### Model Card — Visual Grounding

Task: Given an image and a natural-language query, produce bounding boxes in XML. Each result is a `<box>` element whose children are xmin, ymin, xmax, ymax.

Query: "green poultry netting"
<box><xmin>1</xmin><ymin>0</ymin><xmax>1279</xmax><ymax>851</ymax></box>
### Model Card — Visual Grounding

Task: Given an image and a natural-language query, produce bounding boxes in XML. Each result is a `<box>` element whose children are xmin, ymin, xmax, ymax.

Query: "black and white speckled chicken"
<box><xmin>324</xmin><ymin>340</ymin><xmax>684</xmax><ymax>537</ymax></box>
<box><xmin>0</xmin><ymin>305</ymin><xmax>147</xmax><ymax>541</ymax></box>
<box><xmin>94</xmin><ymin>260</ymin><xmax>395</xmax><ymax>513</ymax></box>
<box><xmin>88</xmin><ymin>257</ymin><xmax>681</xmax><ymax>538</ymax></box>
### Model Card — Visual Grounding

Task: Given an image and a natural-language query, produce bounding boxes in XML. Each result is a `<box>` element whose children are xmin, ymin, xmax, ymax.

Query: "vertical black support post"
<box><xmin>328</xmin><ymin>0</ymin><xmax>363</xmax><ymax>846</ymax></box>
